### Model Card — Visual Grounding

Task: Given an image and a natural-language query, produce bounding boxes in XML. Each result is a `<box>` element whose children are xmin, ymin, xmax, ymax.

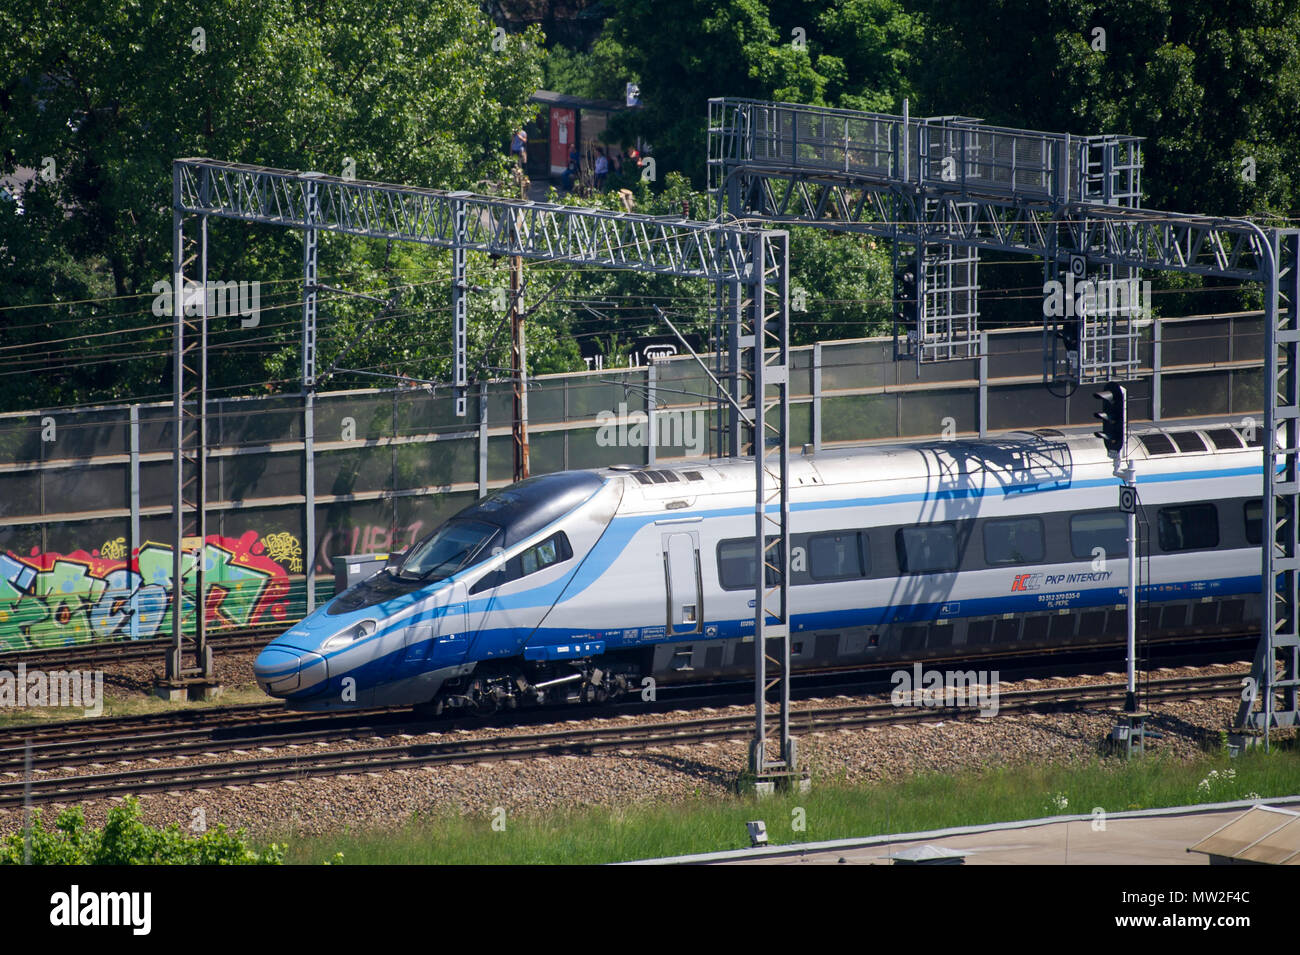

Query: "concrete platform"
<box><xmin>633</xmin><ymin>796</ymin><xmax>1300</xmax><ymax>865</ymax></box>
<box><xmin>731</xmin><ymin>809</ymin><xmax>1245</xmax><ymax>865</ymax></box>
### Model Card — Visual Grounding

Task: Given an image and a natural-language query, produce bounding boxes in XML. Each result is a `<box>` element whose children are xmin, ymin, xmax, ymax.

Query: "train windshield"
<box><xmin>395</xmin><ymin>520</ymin><xmax>500</xmax><ymax>582</ymax></box>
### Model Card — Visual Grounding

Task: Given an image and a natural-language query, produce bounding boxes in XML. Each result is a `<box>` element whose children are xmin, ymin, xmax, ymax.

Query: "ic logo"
<box><xmin>1012</xmin><ymin>573</ymin><xmax>1032</xmax><ymax>592</ymax></box>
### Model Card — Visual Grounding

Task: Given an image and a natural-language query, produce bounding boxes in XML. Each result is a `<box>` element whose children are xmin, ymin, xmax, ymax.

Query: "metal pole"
<box><xmin>978</xmin><ymin>331</ymin><xmax>989</xmax><ymax>437</ymax></box>
<box><xmin>721</xmin><ymin>173</ymin><xmax>744</xmax><ymax>460</ymax></box>
<box><xmin>901</xmin><ymin>98</ymin><xmax>910</xmax><ymax>182</ymax></box>
<box><xmin>301</xmin><ymin>172</ymin><xmax>321</xmax><ymax>615</ymax></box>
<box><xmin>301</xmin><ymin>173</ymin><xmax>320</xmax><ymax>389</ymax></box>
<box><xmin>449</xmin><ymin>192</ymin><xmax>470</xmax><ymax>418</ymax></box>
<box><xmin>1233</xmin><ymin>225</ymin><xmax>1281</xmax><ymax>741</ymax></box>
<box><xmin>775</xmin><ymin>235</ymin><xmax>793</xmax><ymax>773</ymax></box>
<box><xmin>1263</xmin><ymin>235</ymin><xmax>1280</xmax><ymax>749</ymax></box>
<box><xmin>304</xmin><ymin>392</ymin><xmax>316</xmax><ymax>614</ymax></box>
<box><xmin>129</xmin><ymin>404</ymin><xmax>140</xmax><ymax>641</ymax></box>
<box><xmin>1280</xmin><ymin>232</ymin><xmax>1300</xmax><ymax>730</ymax></box>
<box><xmin>811</xmin><ymin>341</ymin><xmax>822</xmax><ymax>453</ymax></box>
<box><xmin>195</xmin><ymin>212</ymin><xmax>209</xmax><ymax>675</ymax></box>
<box><xmin>512</xmin><ymin>293</ymin><xmax>522</xmax><ymax>478</ymax></box>
<box><xmin>1152</xmin><ymin>319</ymin><xmax>1163</xmax><ymax>422</ymax></box>
<box><xmin>477</xmin><ymin>380</ymin><xmax>489</xmax><ymax>498</ymax></box>
<box><xmin>749</xmin><ymin>231</ymin><xmax>794</xmax><ymax>782</ymax></box>
<box><xmin>728</xmin><ymin>281</ymin><xmax>741</xmax><ymax>457</ymax></box>
<box><xmin>1124</xmin><ymin>455</ymin><xmax>1137</xmax><ymax>712</ymax></box>
<box><xmin>750</xmin><ymin>256</ymin><xmax>766</xmax><ymax>776</ymax></box>
<box><xmin>169</xmin><ymin>173</ymin><xmax>185</xmax><ymax>682</ymax></box>
<box><xmin>511</xmin><ymin>219</ymin><xmax>530</xmax><ymax>481</ymax></box>
<box><xmin>646</xmin><ymin>362</ymin><xmax>657</xmax><ymax>466</ymax></box>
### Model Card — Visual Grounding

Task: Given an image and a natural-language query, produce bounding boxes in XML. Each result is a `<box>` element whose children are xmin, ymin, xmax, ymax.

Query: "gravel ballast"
<box><xmin>0</xmin><ymin>663</ymin><xmax>1262</xmax><ymax>841</ymax></box>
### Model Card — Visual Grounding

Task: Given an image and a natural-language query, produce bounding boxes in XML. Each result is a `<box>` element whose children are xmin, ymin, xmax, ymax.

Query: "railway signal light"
<box><xmin>1094</xmin><ymin>381</ymin><xmax>1127</xmax><ymax>455</ymax></box>
<box><xmin>894</xmin><ymin>266</ymin><xmax>917</xmax><ymax>327</ymax></box>
<box><xmin>1060</xmin><ymin>316</ymin><xmax>1081</xmax><ymax>356</ymax></box>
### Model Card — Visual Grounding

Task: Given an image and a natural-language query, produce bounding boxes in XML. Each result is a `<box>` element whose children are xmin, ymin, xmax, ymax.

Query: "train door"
<box><xmin>403</xmin><ymin>580</ymin><xmax>470</xmax><ymax>670</ymax></box>
<box><xmin>662</xmin><ymin>531</ymin><xmax>703</xmax><ymax>635</ymax></box>
<box><xmin>466</xmin><ymin>533</ymin><xmax>575</xmax><ymax>659</ymax></box>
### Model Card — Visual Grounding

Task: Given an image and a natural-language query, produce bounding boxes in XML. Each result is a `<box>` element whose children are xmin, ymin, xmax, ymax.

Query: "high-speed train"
<box><xmin>254</xmin><ymin>422</ymin><xmax>1266</xmax><ymax>713</ymax></box>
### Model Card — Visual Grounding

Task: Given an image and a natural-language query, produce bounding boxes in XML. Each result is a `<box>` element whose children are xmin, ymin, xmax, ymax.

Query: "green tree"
<box><xmin>605</xmin><ymin>0</ymin><xmax>921</xmax><ymax>186</ymax></box>
<box><xmin>915</xmin><ymin>0</ymin><xmax>1300</xmax><ymax>312</ymax></box>
<box><xmin>542</xmin><ymin>34</ymin><xmax>633</xmax><ymax>102</ymax></box>
<box><xmin>0</xmin><ymin>0</ymin><xmax>544</xmax><ymax>410</ymax></box>
<box><xmin>916</xmin><ymin>0</ymin><xmax>1300</xmax><ymax>222</ymax></box>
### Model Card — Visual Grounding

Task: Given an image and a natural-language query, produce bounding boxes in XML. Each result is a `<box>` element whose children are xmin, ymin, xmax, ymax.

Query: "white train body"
<box><xmin>255</xmin><ymin>423</ymin><xmax>1264</xmax><ymax>711</ymax></box>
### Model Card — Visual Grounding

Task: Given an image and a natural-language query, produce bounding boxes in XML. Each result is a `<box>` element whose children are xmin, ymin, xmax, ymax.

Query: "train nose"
<box><xmin>255</xmin><ymin>646</ymin><xmax>328</xmax><ymax>697</ymax></box>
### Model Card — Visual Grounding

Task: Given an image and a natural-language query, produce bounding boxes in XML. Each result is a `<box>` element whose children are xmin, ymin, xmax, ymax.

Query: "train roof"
<box><xmin>601</xmin><ymin>419</ymin><xmax>1261</xmax><ymax>493</ymax></box>
<box><xmin>450</xmin><ymin>470</ymin><xmax>606</xmax><ymax>545</ymax></box>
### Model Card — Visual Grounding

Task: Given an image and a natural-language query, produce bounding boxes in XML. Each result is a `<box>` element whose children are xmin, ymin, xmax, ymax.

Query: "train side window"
<box><xmin>469</xmin><ymin>532</ymin><xmax>572</xmax><ymax>594</ymax></box>
<box><xmin>1157</xmin><ymin>503</ymin><xmax>1218</xmax><ymax>552</ymax></box>
<box><xmin>520</xmin><ymin>533</ymin><xmax>571</xmax><ymax>575</ymax></box>
<box><xmin>1069</xmin><ymin>512</ymin><xmax>1127</xmax><ymax>559</ymax></box>
<box><xmin>895</xmin><ymin>524</ymin><xmax>957</xmax><ymax>574</ymax></box>
<box><xmin>1244</xmin><ymin>499</ymin><xmax>1292</xmax><ymax>546</ymax></box>
<box><xmin>983</xmin><ymin>517</ymin><xmax>1045</xmax><ymax>565</ymax></box>
<box><xmin>807</xmin><ymin>532</ymin><xmax>868</xmax><ymax>581</ymax></box>
<box><xmin>717</xmin><ymin>539</ymin><xmax>754</xmax><ymax>590</ymax></box>
<box><xmin>1206</xmin><ymin>428</ymin><xmax>1243</xmax><ymax>450</ymax></box>
<box><xmin>717</xmin><ymin>537</ymin><xmax>782</xmax><ymax>590</ymax></box>
<box><xmin>1171</xmin><ymin>432</ymin><xmax>1208</xmax><ymax>454</ymax></box>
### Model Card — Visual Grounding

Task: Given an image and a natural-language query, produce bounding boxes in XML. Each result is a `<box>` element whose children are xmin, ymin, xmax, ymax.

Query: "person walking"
<box><xmin>510</xmin><ymin>128</ymin><xmax>529</xmax><ymax>167</ymax></box>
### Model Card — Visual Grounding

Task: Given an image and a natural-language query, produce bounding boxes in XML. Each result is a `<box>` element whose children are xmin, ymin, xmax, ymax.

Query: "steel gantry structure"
<box><xmin>708</xmin><ymin>97</ymin><xmax>1299</xmax><ymax>740</ymax></box>
<box><xmin>169</xmin><ymin>159</ymin><xmax>799</xmax><ymax>776</ymax></box>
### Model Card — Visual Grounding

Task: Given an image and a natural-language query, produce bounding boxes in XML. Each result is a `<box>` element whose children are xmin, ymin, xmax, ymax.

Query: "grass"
<box><xmin>278</xmin><ymin>744</ymin><xmax>1300</xmax><ymax>865</ymax></box>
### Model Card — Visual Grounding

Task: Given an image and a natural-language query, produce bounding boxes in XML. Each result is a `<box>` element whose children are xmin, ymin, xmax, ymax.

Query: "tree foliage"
<box><xmin>915</xmin><ymin>0</ymin><xmax>1300</xmax><ymax>312</ymax></box>
<box><xmin>605</xmin><ymin>0</ymin><xmax>922</xmax><ymax>184</ymax></box>
<box><xmin>0</xmin><ymin>798</ymin><xmax>283</xmax><ymax>864</ymax></box>
<box><xmin>916</xmin><ymin>0</ymin><xmax>1300</xmax><ymax>222</ymax></box>
<box><xmin>5</xmin><ymin>0</ymin><xmax>1299</xmax><ymax>412</ymax></box>
<box><xmin>0</xmin><ymin>0</ymin><xmax>544</xmax><ymax>409</ymax></box>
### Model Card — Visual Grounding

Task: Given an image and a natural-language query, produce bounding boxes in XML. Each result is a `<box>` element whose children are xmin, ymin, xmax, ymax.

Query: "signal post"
<box><xmin>1096</xmin><ymin>383</ymin><xmax>1146</xmax><ymax>755</ymax></box>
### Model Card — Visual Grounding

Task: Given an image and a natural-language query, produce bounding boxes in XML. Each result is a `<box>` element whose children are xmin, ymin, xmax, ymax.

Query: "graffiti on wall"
<box><xmin>315</xmin><ymin>521</ymin><xmax>426</xmax><ymax>573</ymax></box>
<box><xmin>0</xmin><ymin>530</ymin><xmax>298</xmax><ymax>651</ymax></box>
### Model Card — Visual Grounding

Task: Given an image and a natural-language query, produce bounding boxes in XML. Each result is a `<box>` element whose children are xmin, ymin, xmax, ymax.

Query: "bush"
<box><xmin>0</xmin><ymin>798</ymin><xmax>283</xmax><ymax>865</ymax></box>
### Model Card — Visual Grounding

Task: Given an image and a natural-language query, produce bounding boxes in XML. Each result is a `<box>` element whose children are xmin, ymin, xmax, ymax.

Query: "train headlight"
<box><xmin>321</xmin><ymin>618</ymin><xmax>377</xmax><ymax>652</ymax></box>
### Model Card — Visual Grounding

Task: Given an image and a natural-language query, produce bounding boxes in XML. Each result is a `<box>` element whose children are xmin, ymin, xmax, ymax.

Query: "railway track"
<box><xmin>0</xmin><ymin>670</ymin><xmax>1250</xmax><ymax>809</ymax></box>
<box><xmin>0</xmin><ymin>626</ymin><xmax>283</xmax><ymax>668</ymax></box>
<box><xmin>0</xmin><ymin>624</ymin><xmax>1257</xmax><ymax>676</ymax></box>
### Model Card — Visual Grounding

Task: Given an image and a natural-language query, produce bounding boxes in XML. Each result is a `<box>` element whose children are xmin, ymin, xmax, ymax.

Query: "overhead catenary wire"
<box><xmin>0</xmin><ymin>211</ymin><xmax>1266</xmax><ymax>416</ymax></box>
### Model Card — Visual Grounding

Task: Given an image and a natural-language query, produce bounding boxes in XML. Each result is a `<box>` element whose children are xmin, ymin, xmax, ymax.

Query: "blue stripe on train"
<box><xmin>297</xmin><ymin>463</ymin><xmax>1265</xmax><ymax>666</ymax></box>
<box><xmin>519</xmin><ymin>574</ymin><xmax>1263</xmax><ymax>650</ymax></box>
<box><xmin>282</xmin><ymin>574</ymin><xmax>1261</xmax><ymax>701</ymax></box>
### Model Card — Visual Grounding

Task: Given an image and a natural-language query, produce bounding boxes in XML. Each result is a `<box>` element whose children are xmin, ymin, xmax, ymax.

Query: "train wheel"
<box><xmin>465</xmin><ymin>676</ymin><xmax>499</xmax><ymax>716</ymax></box>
